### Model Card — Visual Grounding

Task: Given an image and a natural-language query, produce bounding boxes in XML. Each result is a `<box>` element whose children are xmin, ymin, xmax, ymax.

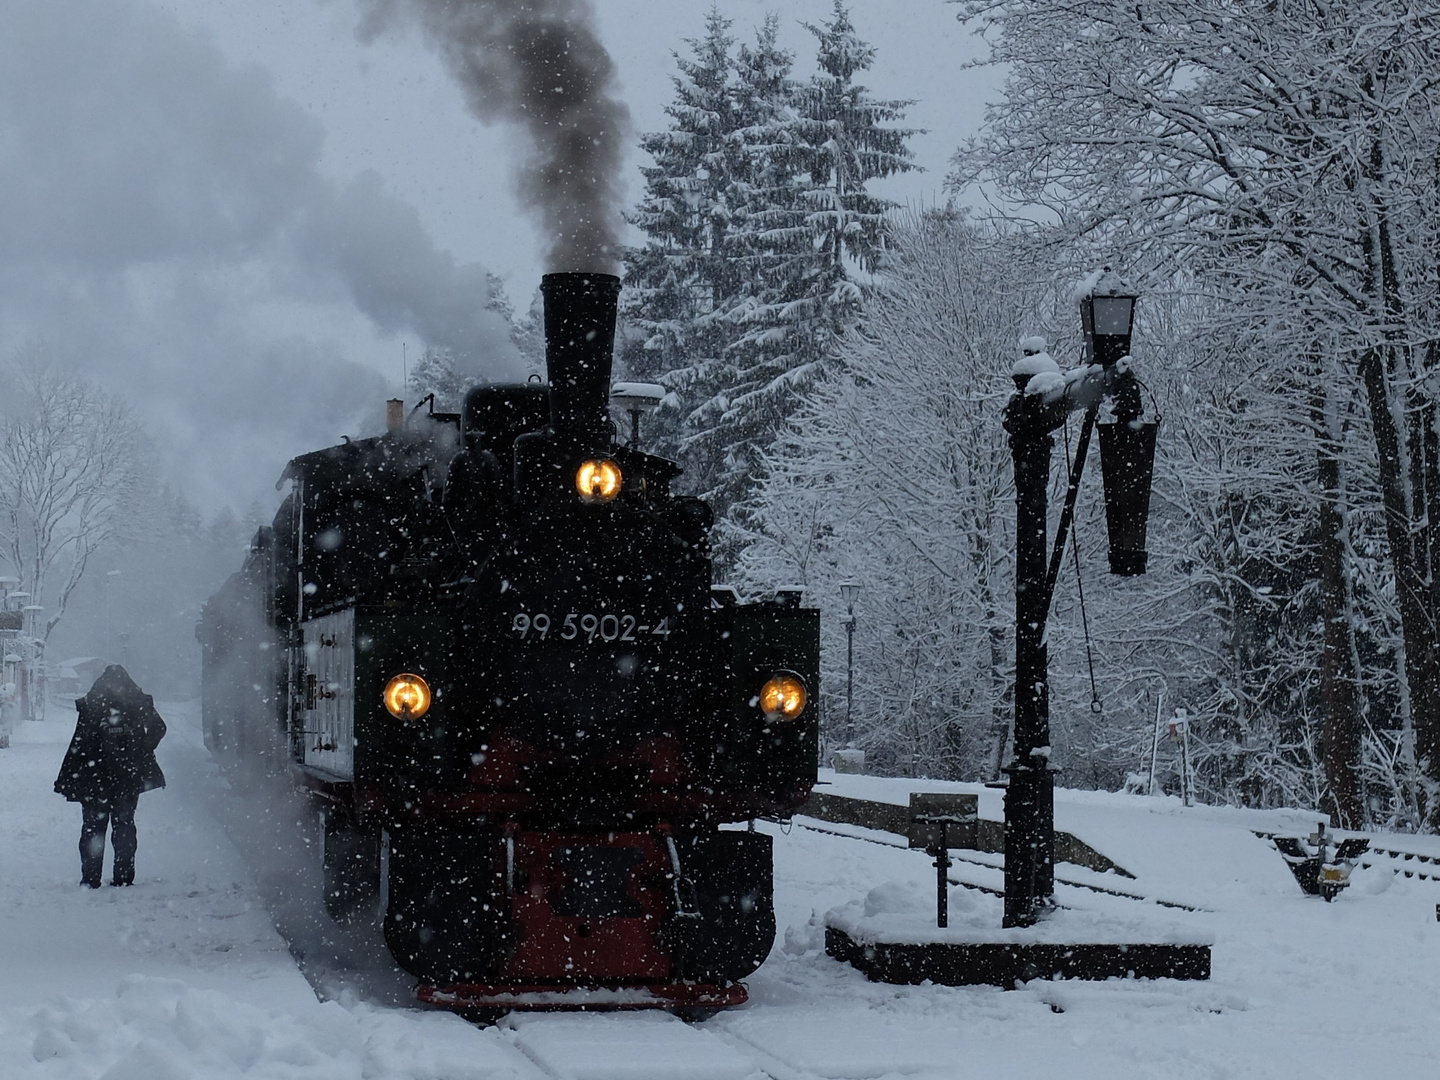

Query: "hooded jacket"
<box><xmin>54</xmin><ymin>665</ymin><xmax>166</xmax><ymax>803</ymax></box>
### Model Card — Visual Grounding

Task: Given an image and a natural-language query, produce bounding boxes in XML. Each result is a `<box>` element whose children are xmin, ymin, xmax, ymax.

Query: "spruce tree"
<box><xmin>622</xmin><ymin>7</ymin><xmax>739</xmax><ymax>399</ymax></box>
<box><xmin>714</xmin><ymin>2</ymin><xmax>919</xmax><ymax>564</ymax></box>
<box><xmin>623</xmin><ymin>4</ymin><xmax>917</xmax><ymax>572</ymax></box>
<box><xmin>799</xmin><ymin>0</ymin><xmax>918</xmax><ymax>295</ymax></box>
<box><xmin>672</xmin><ymin>15</ymin><xmax>809</xmax><ymax>527</ymax></box>
<box><xmin>406</xmin><ymin>272</ymin><xmax>520</xmax><ymax>408</ymax></box>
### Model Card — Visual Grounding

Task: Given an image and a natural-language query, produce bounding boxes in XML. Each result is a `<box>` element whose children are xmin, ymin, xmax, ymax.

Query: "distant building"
<box><xmin>53</xmin><ymin>657</ymin><xmax>111</xmax><ymax>698</ymax></box>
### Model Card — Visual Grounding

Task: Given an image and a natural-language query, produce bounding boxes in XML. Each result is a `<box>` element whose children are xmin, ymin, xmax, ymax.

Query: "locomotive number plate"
<box><xmin>510</xmin><ymin>612</ymin><xmax>672</xmax><ymax>644</ymax></box>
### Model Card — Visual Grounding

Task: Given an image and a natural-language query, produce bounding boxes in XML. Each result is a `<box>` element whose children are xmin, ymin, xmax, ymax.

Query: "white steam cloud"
<box><xmin>0</xmin><ymin>0</ymin><xmax>522</xmax><ymax>510</ymax></box>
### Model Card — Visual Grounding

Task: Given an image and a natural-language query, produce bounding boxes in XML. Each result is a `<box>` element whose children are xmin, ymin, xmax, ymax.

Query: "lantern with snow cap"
<box><xmin>1079</xmin><ymin>267</ymin><xmax>1138</xmax><ymax>369</ymax></box>
<box><xmin>610</xmin><ymin>381</ymin><xmax>665</xmax><ymax>448</ymax></box>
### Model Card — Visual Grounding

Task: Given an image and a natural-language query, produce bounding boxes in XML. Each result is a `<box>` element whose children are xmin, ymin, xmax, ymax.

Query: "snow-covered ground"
<box><xmin>3</xmin><ymin>703</ymin><xmax>1439</xmax><ymax>1078</ymax></box>
<box><xmin>0</xmin><ymin>701</ymin><xmax>545</xmax><ymax>1079</ymax></box>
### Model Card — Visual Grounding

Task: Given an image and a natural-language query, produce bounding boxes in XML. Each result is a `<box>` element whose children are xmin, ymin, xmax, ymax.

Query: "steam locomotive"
<box><xmin>197</xmin><ymin>273</ymin><xmax>819</xmax><ymax>1014</ymax></box>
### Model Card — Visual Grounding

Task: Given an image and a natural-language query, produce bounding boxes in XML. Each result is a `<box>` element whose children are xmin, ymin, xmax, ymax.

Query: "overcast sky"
<box><xmin>0</xmin><ymin>0</ymin><xmax>992</xmax><ymax>515</ymax></box>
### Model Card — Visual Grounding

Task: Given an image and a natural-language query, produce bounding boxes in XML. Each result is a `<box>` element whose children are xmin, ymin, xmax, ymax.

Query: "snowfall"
<box><xmin>3</xmin><ymin>702</ymin><xmax>1439</xmax><ymax>1079</ymax></box>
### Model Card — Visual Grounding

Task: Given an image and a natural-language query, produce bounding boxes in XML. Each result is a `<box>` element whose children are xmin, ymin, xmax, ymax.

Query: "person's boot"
<box><xmin>112</xmin><ymin>862</ymin><xmax>134</xmax><ymax>887</ymax></box>
<box><xmin>81</xmin><ymin>854</ymin><xmax>103</xmax><ymax>889</ymax></box>
<box><xmin>80</xmin><ymin>824</ymin><xmax>105</xmax><ymax>888</ymax></box>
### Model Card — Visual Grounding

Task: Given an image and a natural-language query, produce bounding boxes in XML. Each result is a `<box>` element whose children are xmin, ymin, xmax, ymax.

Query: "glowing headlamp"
<box><xmin>576</xmin><ymin>458</ymin><xmax>623</xmax><ymax>504</ymax></box>
<box><xmin>758</xmin><ymin>671</ymin><xmax>808</xmax><ymax>723</ymax></box>
<box><xmin>383</xmin><ymin>673</ymin><xmax>432</xmax><ymax>720</ymax></box>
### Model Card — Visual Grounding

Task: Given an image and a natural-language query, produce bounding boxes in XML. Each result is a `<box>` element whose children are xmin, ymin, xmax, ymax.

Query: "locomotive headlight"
<box><xmin>383</xmin><ymin>673</ymin><xmax>432</xmax><ymax>720</ymax></box>
<box><xmin>758</xmin><ymin>671</ymin><xmax>807</xmax><ymax>723</ymax></box>
<box><xmin>576</xmin><ymin>458</ymin><xmax>623</xmax><ymax>504</ymax></box>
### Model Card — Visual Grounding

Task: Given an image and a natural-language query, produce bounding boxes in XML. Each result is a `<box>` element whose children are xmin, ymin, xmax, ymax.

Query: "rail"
<box><xmin>799</xmin><ymin>788</ymin><xmax>1133</xmax><ymax>878</ymax></box>
<box><xmin>793</xmin><ymin>817</ymin><xmax>1201</xmax><ymax>911</ymax></box>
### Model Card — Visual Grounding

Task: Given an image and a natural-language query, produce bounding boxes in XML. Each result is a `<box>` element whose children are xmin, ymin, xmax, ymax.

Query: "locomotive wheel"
<box><xmin>321</xmin><ymin>811</ymin><xmax>381</xmax><ymax>922</ymax></box>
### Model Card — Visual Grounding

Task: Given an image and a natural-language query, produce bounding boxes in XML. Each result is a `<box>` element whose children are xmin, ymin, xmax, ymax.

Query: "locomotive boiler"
<box><xmin>197</xmin><ymin>273</ymin><xmax>819</xmax><ymax>1014</ymax></box>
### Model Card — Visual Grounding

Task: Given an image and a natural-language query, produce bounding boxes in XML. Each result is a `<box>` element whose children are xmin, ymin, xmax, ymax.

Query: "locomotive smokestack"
<box><xmin>541</xmin><ymin>272</ymin><xmax>620</xmax><ymax>442</ymax></box>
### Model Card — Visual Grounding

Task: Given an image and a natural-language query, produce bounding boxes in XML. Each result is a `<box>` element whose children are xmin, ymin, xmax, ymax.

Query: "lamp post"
<box><xmin>106</xmin><ymin>569</ymin><xmax>122</xmax><ymax>659</ymax></box>
<box><xmin>20</xmin><ymin>604</ymin><xmax>44</xmax><ymax>722</ymax></box>
<box><xmin>610</xmin><ymin>382</ymin><xmax>665</xmax><ymax>448</ymax></box>
<box><xmin>1001</xmin><ymin>268</ymin><xmax>1155</xmax><ymax>928</ymax></box>
<box><xmin>0</xmin><ymin>578</ymin><xmax>18</xmax><ymax>745</ymax></box>
<box><xmin>840</xmin><ymin>581</ymin><xmax>861</xmax><ymax>748</ymax></box>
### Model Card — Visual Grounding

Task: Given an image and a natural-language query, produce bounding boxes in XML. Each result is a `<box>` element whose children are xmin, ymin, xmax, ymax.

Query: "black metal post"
<box><xmin>993</xmin><ymin>272</ymin><xmax>1150</xmax><ymax>930</ymax></box>
<box><xmin>1003</xmin><ymin>406</ymin><xmax>1058</xmax><ymax>928</ymax></box>
<box><xmin>932</xmin><ymin>846</ymin><xmax>952</xmax><ymax>927</ymax></box>
<box><xmin>844</xmin><ymin>612</ymin><xmax>856</xmax><ymax>746</ymax></box>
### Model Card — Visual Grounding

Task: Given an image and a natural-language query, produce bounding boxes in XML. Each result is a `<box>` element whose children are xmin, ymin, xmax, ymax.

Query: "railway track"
<box><xmin>1358</xmin><ymin>843</ymin><xmax>1440</xmax><ymax>884</ymax></box>
<box><xmin>1253</xmin><ymin>828</ymin><xmax>1440</xmax><ymax>887</ymax></box>
<box><xmin>793</xmin><ymin>816</ymin><xmax>1203</xmax><ymax>911</ymax></box>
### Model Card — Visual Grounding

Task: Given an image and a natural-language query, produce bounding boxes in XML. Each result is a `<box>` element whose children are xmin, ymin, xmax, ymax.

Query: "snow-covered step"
<box><xmin>716</xmin><ymin>1012</ymin><xmax>964</xmax><ymax>1080</ymax></box>
<box><xmin>506</xmin><ymin>1012</ymin><xmax>765</xmax><ymax>1080</ymax></box>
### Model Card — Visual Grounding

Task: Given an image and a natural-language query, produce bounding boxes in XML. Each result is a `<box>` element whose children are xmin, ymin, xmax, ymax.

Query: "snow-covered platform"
<box><xmin>825</xmin><ymin>880</ymin><xmax>1211</xmax><ymax>986</ymax></box>
<box><xmin>806</xmin><ymin>773</ymin><xmax>1211</xmax><ymax>986</ymax></box>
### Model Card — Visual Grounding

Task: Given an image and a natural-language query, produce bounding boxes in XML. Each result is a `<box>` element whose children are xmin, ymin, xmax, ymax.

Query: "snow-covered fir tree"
<box><xmin>712</xmin><ymin>1</ymin><xmax>920</xmax><ymax>562</ymax></box>
<box><xmin>798</xmin><ymin>1</ymin><xmax>918</xmax><ymax>284</ymax></box>
<box><xmin>660</xmin><ymin>15</ymin><xmax>808</xmax><ymax>533</ymax></box>
<box><xmin>731</xmin><ymin>212</ymin><xmax>1040</xmax><ymax>778</ymax></box>
<box><xmin>623</xmin><ymin>3</ymin><xmax>918</xmax><ymax>569</ymax></box>
<box><xmin>406</xmin><ymin>272</ymin><xmax>526</xmax><ymax>408</ymax></box>
<box><xmin>622</xmin><ymin>7</ymin><xmax>742</xmax><ymax>400</ymax></box>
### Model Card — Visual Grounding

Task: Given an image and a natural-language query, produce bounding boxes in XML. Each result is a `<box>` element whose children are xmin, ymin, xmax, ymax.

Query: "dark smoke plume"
<box><xmin>359</xmin><ymin>0</ymin><xmax>630</xmax><ymax>274</ymax></box>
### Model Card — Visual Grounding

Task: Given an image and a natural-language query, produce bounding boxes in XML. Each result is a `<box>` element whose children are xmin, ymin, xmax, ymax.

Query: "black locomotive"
<box><xmin>197</xmin><ymin>273</ymin><xmax>819</xmax><ymax>1013</ymax></box>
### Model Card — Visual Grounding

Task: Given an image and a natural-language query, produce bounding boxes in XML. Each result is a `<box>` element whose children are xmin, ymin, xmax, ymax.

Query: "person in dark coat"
<box><xmin>54</xmin><ymin>665</ymin><xmax>166</xmax><ymax>887</ymax></box>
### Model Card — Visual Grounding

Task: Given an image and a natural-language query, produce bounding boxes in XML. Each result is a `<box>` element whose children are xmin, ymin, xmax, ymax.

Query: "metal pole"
<box><xmin>33</xmin><ymin>639</ymin><xmax>45</xmax><ymax>721</ymax></box>
<box><xmin>1003</xmin><ymin>415</ymin><xmax>1057</xmax><ymax>928</ymax></box>
<box><xmin>1149</xmin><ymin>691</ymin><xmax>1165</xmax><ymax>796</ymax></box>
<box><xmin>935</xmin><ymin>847</ymin><xmax>951</xmax><ymax>928</ymax></box>
<box><xmin>1181</xmin><ymin>719</ymin><xmax>1193</xmax><ymax>807</ymax></box>
<box><xmin>845</xmin><ymin>611</ymin><xmax>855</xmax><ymax>747</ymax></box>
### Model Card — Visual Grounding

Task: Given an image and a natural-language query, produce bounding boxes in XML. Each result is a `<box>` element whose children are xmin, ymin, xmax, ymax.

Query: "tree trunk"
<box><xmin>1315</xmin><ymin>386</ymin><xmax>1362</xmax><ymax>828</ymax></box>
<box><xmin>1358</xmin><ymin>346</ymin><xmax>1440</xmax><ymax>824</ymax></box>
<box><xmin>987</xmin><ymin>616</ymin><xmax>1011</xmax><ymax>782</ymax></box>
<box><xmin>1356</xmin><ymin>149</ymin><xmax>1440</xmax><ymax>823</ymax></box>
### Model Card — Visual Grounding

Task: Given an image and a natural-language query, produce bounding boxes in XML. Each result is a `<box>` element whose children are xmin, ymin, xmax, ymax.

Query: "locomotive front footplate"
<box><xmin>417</xmin><ymin>980</ymin><xmax>748</xmax><ymax>1015</ymax></box>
